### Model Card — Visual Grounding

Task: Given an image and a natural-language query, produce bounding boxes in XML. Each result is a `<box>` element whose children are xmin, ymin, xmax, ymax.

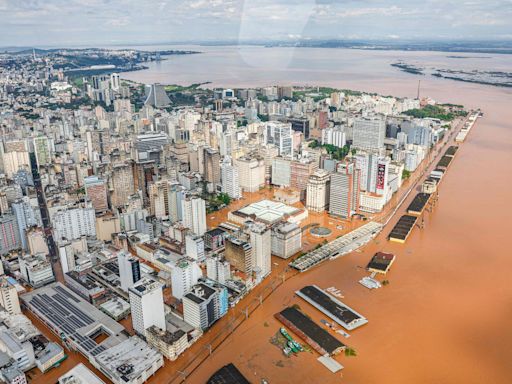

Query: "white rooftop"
<box><xmin>59</xmin><ymin>363</ymin><xmax>106</xmax><ymax>384</ymax></box>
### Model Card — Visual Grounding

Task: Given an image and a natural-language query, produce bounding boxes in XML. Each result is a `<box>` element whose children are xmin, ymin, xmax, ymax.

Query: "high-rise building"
<box><xmin>204</xmin><ymin>148</ymin><xmax>221</xmax><ymax>187</ymax></box>
<box><xmin>264</xmin><ymin>122</ymin><xmax>293</xmax><ymax>157</ymax></box>
<box><xmin>206</xmin><ymin>256</ymin><xmax>230</xmax><ymax>284</ymax></box>
<box><xmin>353</xmin><ymin>118</ymin><xmax>386</xmax><ymax>150</ymax></box>
<box><xmin>129</xmin><ymin>278</ymin><xmax>166</xmax><ymax>335</ymax></box>
<box><xmin>322</xmin><ymin>127</ymin><xmax>346</xmax><ymax>148</ymax></box>
<box><xmin>220</xmin><ymin>156</ymin><xmax>241</xmax><ymax>199</ymax></box>
<box><xmin>110</xmin><ymin>73</ymin><xmax>120</xmax><ymax>91</ymax></box>
<box><xmin>306</xmin><ymin>169</ymin><xmax>331</xmax><ymax>212</ymax></box>
<box><xmin>271</xmin><ymin>157</ymin><xmax>291</xmax><ymax>187</ymax></box>
<box><xmin>18</xmin><ymin>254</ymin><xmax>55</xmax><ymax>288</ymax></box>
<box><xmin>290</xmin><ymin>159</ymin><xmax>318</xmax><ymax>192</ymax></box>
<box><xmin>183</xmin><ymin>283</ymin><xmax>228</xmax><ymax>330</ymax></box>
<box><xmin>0</xmin><ymin>215</ymin><xmax>21</xmax><ymax>255</ymax></box>
<box><xmin>248</xmin><ymin>223</ymin><xmax>271</xmax><ymax>280</ymax></box>
<box><xmin>224</xmin><ymin>237</ymin><xmax>253</xmax><ymax>278</ymax></box>
<box><xmin>235</xmin><ymin>156</ymin><xmax>265</xmax><ymax>193</ymax></box>
<box><xmin>84</xmin><ymin>176</ymin><xmax>108</xmax><ymax>213</ymax></box>
<box><xmin>149</xmin><ymin>180</ymin><xmax>170</xmax><ymax>219</ymax></box>
<box><xmin>329</xmin><ymin>161</ymin><xmax>361</xmax><ymax>219</ymax></box>
<box><xmin>33</xmin><ymin>136</ymin><xmax>52</xmax><ymax>167</ymax></box>
<box><xmin>0</xmin><ymin>277</ymin><xmax>21</xmax><ymax>315</ymax></box>
<box><xmin>185</xmin><ymin>234</ymin><xmax>205</xmax><ymax>261</ymax></box>
<box><xmin>170</xmin><ymin>258</ymin><xmax>202</xmax><ymax>300</ymax></box>
<box><xmin>271</xmin><ymin>222</ymin><xmax>302</xmax><ymax>259</ymax></box>
<box><xmin>181</xmin><ymin>196</ymin><xmax>207</xmax><ymax>236</ymax></box>
<box><xmin>11</xmin><ymin>198</ymin><xmax>40</xmax><ymax>251</ymax></box>
<box><xmin>118</xmin><ymin>251</ymin><xmax>141</xmax><ymax>292</ymax></box>
<box><xmin>111</xmin><ymin>163</ymin><xmax>134</xmax><ymax>208</ymax></box>
<box><xmin>52</xmin><ymin>207</ymin><xmax>96</xmax><ymax>242</ymax></box>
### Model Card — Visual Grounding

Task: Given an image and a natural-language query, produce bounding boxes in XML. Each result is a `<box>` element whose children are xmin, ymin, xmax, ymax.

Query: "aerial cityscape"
<box><xmin>0</xmin><ymin>2</ymin><xmax>511</xmax><ymax>384</ymax></box>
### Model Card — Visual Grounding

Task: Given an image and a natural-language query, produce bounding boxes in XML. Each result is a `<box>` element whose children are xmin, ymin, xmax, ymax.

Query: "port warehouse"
<box><xmin>367</xmin><ymin>252</ymin><xmax>396</xmax><ymax>274</ymax></box>
<box><xmin>275</xmin><ymin>307</ymin><xmax>345</xmax><ymax>356</ymax></box>
<box><xmin>390</xmin><ymin>144</ymin><xmax>461</xmax><ymax>243</ymax></box>
<box><xmin>290</xmin><ymin>221</ymin><xmax>382</xmax><ymax>272</ymax></box>
<box><xmin>295</xmin><ymin>285</ymin><xmax>368</xmax><ymax>331</ymax></box>
<box><xmin>207</xmin><ymin>363</ymin><xmax>250</xmax><ymax>384</ymax></box>
<box><xmin>407</xmin><ymin>193</ymin><xmax>432</xmax><ymax>215</ymax></box>
<box><xmin>389</xmin><ymin>215</ymin><xmax>418</xmax><ymax>243</ymax></box>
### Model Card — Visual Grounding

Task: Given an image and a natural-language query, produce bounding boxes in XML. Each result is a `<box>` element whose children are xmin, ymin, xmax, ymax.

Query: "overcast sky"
<box><xmin>1</xmin><ymin>0</ymin><xmax>511</xmax><ymax>47</ymax></box>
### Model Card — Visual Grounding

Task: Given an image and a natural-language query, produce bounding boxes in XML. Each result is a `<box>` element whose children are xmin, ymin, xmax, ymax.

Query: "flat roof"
<box><xmin>296</xmin><ymin>285</ymin><xmax>368</xmax><ymax>330</ymax></box>
<box><xmin>367</xmin><ymin>252</ymin><xmax>395</xmax><ymax>272</ymax></box>
<box><xmin>389</xmin><ymin>215</ymin><xmax>417</xmax><ymax>242</ymax></box>
<box><xmin>21</xmin><ymin>282</ymin><xmax>126</xmax><ymax>360</ymax></box>
<box><xmin>59</xmin><ymin>363</ymin><xmax>106</xmax><ymax>384</ymax></box>
<box><xmin>95</xmin><ymin>336</ymin><xmax>162</xmax><ymax>383</ymax></box>
<box><xmin>233</xmin><ymin>199</ymin><xmax>303</xmax><ymax>224</ymax></box>
<box><xmin>207</xmin><ymin>363</ymin><xmax>250</xmax><ymax>384</ymax></box>
<box><xmin>275</xmin><ymin>307</ymin><xmax>345</xmax><ymax>355</ymax></box>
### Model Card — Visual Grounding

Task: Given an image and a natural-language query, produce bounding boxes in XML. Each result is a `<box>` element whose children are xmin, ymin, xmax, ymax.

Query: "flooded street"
<box><xmin>124</xmin><ymin>47</ymin><xmax>512</xmax><ymax>383</ymax></box>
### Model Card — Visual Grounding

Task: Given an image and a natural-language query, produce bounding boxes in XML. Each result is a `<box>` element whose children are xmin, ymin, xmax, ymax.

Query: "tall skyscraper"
<box><xmin>224</xmin><ymin>237</ymin><xmax>253</xmax><ymax>278</ymax></box>
<box><xmin>52</xmin><ymin>207</ymin><xmax>96</xmax><ymax>242</ymax></box>
<box><xmin>306</xmin><ymin>169</ymin><xmax>331</xmax><ymax>212</ymax></box>
<box><xmin>264</xmin><ymin>122</ymin><xmax>293</xmax><ymax>157</ymax></box>
<box><xmin>234</xmin><ymin>156</ymin><xmax>265</xmax><ymax>193</ymax></box>
<box><xmin>0</xmin><ymin>215</ymin><xmax>21</xmax><ymax>255</ymax></box>
<box><xmin>204</xmin><ymin>148</ymin><xmax>221</xmax><ymax>187</ymax></box>
<box><xmin>329</xmin><ymin>161</ymin><xmax>361</xmax><ymax>219</ymax></box>
<box><xmin>248</xmin><ymin>223</ymin><xmax>271</xmax><ymax>280</ymax></box>
<box><xmin>11</xmin><ymin>198</ymin><xmax>40</xmax><ymax>250</ymax></box>
<box><xmin>84</xmin><ymin>176</ymin><xmax>108</xmax><ymax>213</ymax></box>
<box><xmin>118</xmin><ymin>251</ymin><xmax>141</xmax><ymax>292</ymax></box>
<box><xmin>111</xmin><ymin>163</ymin><xmax>134</xmax><ymax>208</ymax></box>
<box><xmin>352</xmin><ymin>118</ymin><xmax>386</xmax><ymax>150</ymax></box>
<box><xmin>170</xmin><ymin>258</ymin><xmax>202</xmax><ymax>300</ymax></box>
<box><xmin>33</xmin><ymin>136</ymin><xmax>52</xmax><ymax>167</ymax></box>
<box><xmin>183</xmin><ymin>283</ymin><xmax>228</xmax><ymax>330</ymax></box>
<box><xmin>129</xmin><ymin>277</ymin><xmax>166</xmax><ymax>335</ymax></box>
<box><xmin>221</xmin><ymin>156</ymin><xmax>241</xmax><ymax>199</ymax></box>
<box><xmin>181</xmin><ymin>196</ymin><xmax>206</xmax><ymax>236</ymax></box>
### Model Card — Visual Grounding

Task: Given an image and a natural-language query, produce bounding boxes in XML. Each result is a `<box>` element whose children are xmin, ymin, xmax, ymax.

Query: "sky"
<box><xmin>1</xmin><ymin>0</ymin><xmax>511</xmax><ymax>46</ymax></box>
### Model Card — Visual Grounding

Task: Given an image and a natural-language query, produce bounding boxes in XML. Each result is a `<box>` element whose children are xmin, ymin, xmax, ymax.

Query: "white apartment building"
<box><xmin>129</xmin><ymin>278</ymin><xmax>166</xmax><ymax>336</ymax></box>
<box><xmin>306</xmin><ymin>169</ymin><xmax>331</xmax><ymax>212</ymax></box>
<box><xmin>220</xmin><ymin>156</ymin><xmax>241</xmax><ymax>199</ymax></box>
<box><xmin>206</xmin><ymin>256</ymin><xmax>231</xmax><ymax>284</ymax></box>
<box><xmin>170</xmin><ymin>258</ymin><xmax>202</xmax><ymax>300</ymax></box>
<box><xmin>271</xmin><ymin>222</ymin><xmax>302</xmax><ymax>259</ymax></box>
<box><xmin>181</xmin><ymin>196</ymin><xmax>206</xmax><ymax>236</ymax></box>
<box><xmin>234</xmin><ymin>156</ymin><xmax>265</xmax><ymax>193</ymax></box>
<box><xmin>248</xmin><ymin>223</ymin><xmax>271</xmax><ymax>280</ymax></box>
<box><xmin>52</xmin><ymin>207</ymin><xmax>96</xmax><ymax>242</ymax></box>
<box><xmin>322</xmin><ymin>127</ymin><xmax>346</xmax><ymax>148</ymax></box>
<box><xmin>118</xmin><ymin>251</ymin><xmax>141</xmax><ymax>292</ymax></box>
<box><xmin>0</xmin><ymin>277</ymin><xmax>21</xmax><ymax>315</ymax></box>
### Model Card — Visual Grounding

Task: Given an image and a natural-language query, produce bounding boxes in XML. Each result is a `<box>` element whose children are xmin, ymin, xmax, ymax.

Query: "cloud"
<box><xmin>0</xmin><ymin>0</ymin><xmax>511</xmax><ymax>45</ymax></box>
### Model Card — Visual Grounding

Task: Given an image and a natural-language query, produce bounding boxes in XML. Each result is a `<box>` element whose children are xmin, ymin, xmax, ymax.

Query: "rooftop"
<box><xmin>59</xmin><ymin>363</ymin><xmax>106</xmax><ymax>384</ymax></box>
<box><xmin>94</xmin><ymin>336</ymin><xmax>163</xmax><ymax>383</ymax></box>
<box><xmin>21</xmin><ymin>282</ymin><xmax>126</xmax><ymax>360</ymax></box>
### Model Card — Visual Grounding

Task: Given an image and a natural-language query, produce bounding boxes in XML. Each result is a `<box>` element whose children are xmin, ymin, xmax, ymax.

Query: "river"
<box><xmin>123</xmin><ymin>46</ymin><xmax>512</xmax><ymax>384</ymax></box>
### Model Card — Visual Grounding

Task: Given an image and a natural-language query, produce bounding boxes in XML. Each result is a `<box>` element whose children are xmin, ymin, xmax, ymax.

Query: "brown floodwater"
<box><xmin>123</xmin><ymin>47</ymin><xmax>512</xmax><ymax>384</ymax></box>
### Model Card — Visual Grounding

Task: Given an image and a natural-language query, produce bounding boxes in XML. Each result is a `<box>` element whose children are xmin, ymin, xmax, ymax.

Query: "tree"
<box><xmin>402</xmin><ymin>169</ymin><xmax>411</xmax><ymax>180</ymax></box>
<box><xmin>345</xmin><ymin>347</ymin><xmax>357</xmax><ymax>357</ymax></box>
